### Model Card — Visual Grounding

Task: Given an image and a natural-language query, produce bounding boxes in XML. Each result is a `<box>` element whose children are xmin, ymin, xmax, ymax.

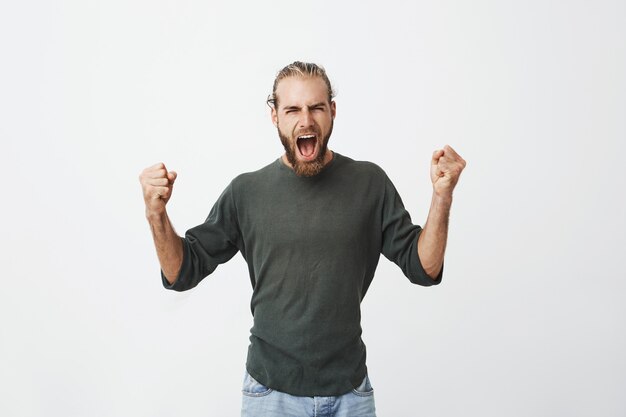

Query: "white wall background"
<box><xmin>1</xmin><ymin>0</ymin><xmax>624</xmax><ymax>416</ymax></box>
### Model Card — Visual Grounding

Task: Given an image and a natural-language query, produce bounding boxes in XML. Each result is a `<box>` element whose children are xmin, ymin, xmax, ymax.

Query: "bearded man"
<box><xmin>139</xmin><ymin>61</ymin><xmax>466</xmax><ymax>417</ymax></box>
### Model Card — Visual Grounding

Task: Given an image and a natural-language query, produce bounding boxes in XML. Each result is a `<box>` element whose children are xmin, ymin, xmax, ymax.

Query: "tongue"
<box><xmin>298</xmin><ymin>137</ymin><xmax>316</xmax><ymax>157</ymax></box>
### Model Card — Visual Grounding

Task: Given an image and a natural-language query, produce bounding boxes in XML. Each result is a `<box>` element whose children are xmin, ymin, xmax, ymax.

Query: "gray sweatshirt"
<box><xmin>162</xmin><ymin>152</ymin><xmax>442</xmax><ymax>396</ymax></box>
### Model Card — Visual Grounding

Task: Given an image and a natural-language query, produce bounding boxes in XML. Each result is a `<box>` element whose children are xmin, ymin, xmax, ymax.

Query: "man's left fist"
<box><xmin>430</xmin><ymin>145</ymin><xmax>466</xmax><ymax>198</ymax></box>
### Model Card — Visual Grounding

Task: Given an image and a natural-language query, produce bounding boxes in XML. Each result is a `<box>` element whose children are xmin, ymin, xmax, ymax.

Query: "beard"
<box><xmin>278</xmin><ymin>120</ymin><xmax>333</xmax><ymax>177</ymax></box>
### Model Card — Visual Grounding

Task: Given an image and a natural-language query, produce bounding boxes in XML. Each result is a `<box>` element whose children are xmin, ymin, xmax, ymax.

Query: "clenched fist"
<box><xmin>139</xmin><ymin>162</ymin><xmax>177</xmax><ymax>216</ymax></box>
<box><xmin>430</xmin><ymin>145</ymin><xmax>466</xmax><ymax>198</ymax></box>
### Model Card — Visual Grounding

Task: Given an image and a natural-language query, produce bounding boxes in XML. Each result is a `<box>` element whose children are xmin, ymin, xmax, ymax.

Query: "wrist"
<box><xmin>431</xmin><ymin>190</ymin><xmax>453</xmax><ymax>207</ymax></box>
<box><xmin>145</xmin><ymin>207</ymin><xmax>167</xmax><ymax>221</ymax></box>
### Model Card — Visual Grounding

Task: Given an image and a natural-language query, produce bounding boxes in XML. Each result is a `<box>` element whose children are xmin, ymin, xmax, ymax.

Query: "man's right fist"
<box><xmin>139</xmin><ymin>162</ymin><xmax>177</xmax><ymax>215</ymax></box>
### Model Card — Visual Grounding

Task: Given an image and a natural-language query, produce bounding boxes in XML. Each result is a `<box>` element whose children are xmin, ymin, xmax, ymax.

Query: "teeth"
<box><xmin>298</xmin><ymin>134</ymin><xmax>315</xmax><ymax>139</ymax></box>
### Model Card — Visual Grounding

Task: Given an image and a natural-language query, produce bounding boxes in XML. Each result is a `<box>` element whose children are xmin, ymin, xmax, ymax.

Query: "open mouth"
<box><xmin>296</xmin><ymin>134</ymin><xmax>318</xmax><ymax>159</ymax></box>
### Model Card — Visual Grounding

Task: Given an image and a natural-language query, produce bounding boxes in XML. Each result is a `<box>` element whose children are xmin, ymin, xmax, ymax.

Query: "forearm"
<box><xmin>417</xmin><ymin>193</ymin><xmax>452</xmax><ymax>278</ymax></box>
<box><xmin>146</xmin><ymin>210</ymin><xmax>184</xmax><ymax>285</ymax></box>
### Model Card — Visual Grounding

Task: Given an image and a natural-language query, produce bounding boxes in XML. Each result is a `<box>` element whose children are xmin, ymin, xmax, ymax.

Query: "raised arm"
<box><xmin>417</xmin><ymin>145</ymin><xmax>466</xmax><ymax>278</ymax></box>
<box><xmin>139</xmin><ymin>162</ymin><xmax>183</xmax><ymax>285</ymax></box>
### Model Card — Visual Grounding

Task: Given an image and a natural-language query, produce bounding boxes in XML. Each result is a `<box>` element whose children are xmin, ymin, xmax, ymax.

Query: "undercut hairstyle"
<box><xmin>267</xmin><ymin>61</ymin><xmax>336</xmax><ymax>109</ymax></box>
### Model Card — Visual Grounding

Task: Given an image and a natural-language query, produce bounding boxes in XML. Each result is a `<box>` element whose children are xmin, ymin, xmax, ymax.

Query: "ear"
<box><xmin>271</xmin><ymin>106</ymin><xmax>278</xmax><ymax>127</ymax></box>
<box><xmin>330</xmin><ymin>100</ymin><xmax>337</xmax><ymax>120</ymax></box>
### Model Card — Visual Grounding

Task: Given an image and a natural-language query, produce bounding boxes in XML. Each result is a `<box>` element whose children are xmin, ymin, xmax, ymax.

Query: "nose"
<box><xmin>299</xmin><ymin>108</ymin><xmax>314</xmax><ymax>129</ymax></box>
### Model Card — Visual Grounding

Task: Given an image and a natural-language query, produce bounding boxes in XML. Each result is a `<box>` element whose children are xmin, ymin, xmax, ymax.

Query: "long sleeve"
<box><xmin>161</xmin><ymin>182</ymin><xmax>242</xmax><ymax>291</ymax></box>
<box><xmin>380</xmin><ymin>175</ymin><xmax>443</xmax><ymax>286</ymax></box>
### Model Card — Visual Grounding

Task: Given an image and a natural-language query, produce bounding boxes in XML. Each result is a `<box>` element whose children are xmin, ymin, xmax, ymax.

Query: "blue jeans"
<box><xmin>240</xmin><ymin>371</ymin><xmax>377</xmax><ymax>417</ymax></box>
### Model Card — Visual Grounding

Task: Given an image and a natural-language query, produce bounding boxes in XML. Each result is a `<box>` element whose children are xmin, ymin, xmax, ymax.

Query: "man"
<box><xmin>139</xmin><ymin>62</ymin><xmax>466</xmax><ymax>417</ymax></box>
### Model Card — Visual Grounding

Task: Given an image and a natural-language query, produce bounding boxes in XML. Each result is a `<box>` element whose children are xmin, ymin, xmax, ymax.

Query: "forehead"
<box><xmin>275</xmin><ymin>76</ymin><xmax>329</xmax><ymax>108</ymax></box>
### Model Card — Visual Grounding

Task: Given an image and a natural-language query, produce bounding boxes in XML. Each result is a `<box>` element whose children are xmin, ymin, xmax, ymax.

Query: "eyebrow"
<box><xmin>282</xmin><ymin>102</ymin><xmax>328</xmax><ymax>112</ymax></box>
